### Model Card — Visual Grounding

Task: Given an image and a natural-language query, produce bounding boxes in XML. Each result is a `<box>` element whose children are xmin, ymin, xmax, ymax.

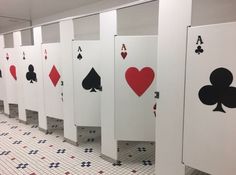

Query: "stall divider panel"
<box><xmin>60</xmin><ymin>19</ymin><xmax>77</xmax><ymax>143</ymax></box>
<box><xmin>100</xmin><ymin>10</ymin><xmax>118</xmax><ymax>161</ymax></box>
<box><xmin>0</xmin><ymin>36</ymin><xmax>8</xmax><ymax>114</ymax></box>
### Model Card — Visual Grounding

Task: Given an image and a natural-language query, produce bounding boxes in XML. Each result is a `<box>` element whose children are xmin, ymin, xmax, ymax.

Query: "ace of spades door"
<box><xmin>115</xmin><ymin>36</ymin><xmax>157</xmax><ymax>141</ymax></box>
<box><xmin>184</xmin><ymin>22</ymin><xmax>236</xmax><ymax>175</ymax></box>
<box><xmin>42</xmin><ymin>43</ymin><xmax>63</xmax><ymax>119</ymax></box>
<box><xmin>73</xmin><ymin>40</ymin><xmax>101</xmax><ymax>126</ymax></box>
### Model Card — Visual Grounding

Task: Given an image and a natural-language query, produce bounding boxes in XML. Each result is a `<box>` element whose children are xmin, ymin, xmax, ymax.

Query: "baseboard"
<box><xmin>39</xmin><ymin>127</ymin><xmax>47</xmax><ymax>133</ymax></box>
<box><xmin>64</xmin><ymin>137</ymin><xmax>78</xmax><ymax>146</ymax></box>
<box><xmin>19</xmin><ymin>119</ymin><xmax>27</xmax><ymax>124</ymax></box>
<box><xmin>9</xmin><ymin>115</ymin><xmax>16</xmax><ymax>118</ymax></box>
<box><xmin>185</xmin><ymin>166</ymin><xmax>198</xmax><ymax>175</ymax></box>
<box><xmin>100</xmin><ymin>154</ymin><xmax>117</xmax><ymax>163</ymax></box>
<box><xmin>3</xmin><ymin>113</ymin><xmax>10</xmax><ymax>117</ymax></box>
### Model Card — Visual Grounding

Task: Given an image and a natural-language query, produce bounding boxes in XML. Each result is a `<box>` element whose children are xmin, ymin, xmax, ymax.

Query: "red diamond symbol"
<box><xmin>49</xmin><ymin>65</ymin><xmax>60</xmax><ymax>87</ymax></box>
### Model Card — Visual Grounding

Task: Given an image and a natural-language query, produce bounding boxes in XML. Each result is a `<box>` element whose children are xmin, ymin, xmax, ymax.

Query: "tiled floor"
<box><xmin>0</xmin><ymin>110</ymin><xmax>209</xmax><ymax>175</ymax></box>
<box><xmin>0</xmin><ymin>113</ymin><xmax>155</xmax><ymax>175</ymax></box>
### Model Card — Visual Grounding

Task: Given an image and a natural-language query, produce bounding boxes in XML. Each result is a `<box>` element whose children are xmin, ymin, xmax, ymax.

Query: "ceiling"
<box><xmin>0</xmin><ymin>0</ymin><xmax>103</xmax><ymax>32</ymax></box>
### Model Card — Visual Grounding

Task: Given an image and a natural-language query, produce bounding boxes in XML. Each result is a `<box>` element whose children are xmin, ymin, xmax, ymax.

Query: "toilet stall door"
<box><xmin>72</xmin><ymin>40</ymin><xmax>101</xmax><ymax>127</ymax></box>
<box><xmin>4</xmin><ymin>49</ymin><xmax>18</xmax><ymax>104</ymax></box>
<box><xmin>184</xmin><ymin>22</ymin><xmax>236</xmax><ymax>175</ymax></box>
<box><xmin>19</xmin><ymin>46</ymin><xmax>42</xmax><ymax>111</ymax></box>
<box><xmin>115</xmin><ymin>36</ymin><xmax>157</xmax><ymax>141</ymax></box>
<box><xmin>42</xmin><ymin>43</ymin><xmax>63</xmax><ymax>119</ymax></box>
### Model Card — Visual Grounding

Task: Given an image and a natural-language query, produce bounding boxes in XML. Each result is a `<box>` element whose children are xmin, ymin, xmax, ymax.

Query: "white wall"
<box><xmin>21</xmin><ymin>29</ymin><xmax>34</xmax><ymax>46</ymax></box>
<box><xmin>192</xmin><ymin>0</ymin><xmax>236</xmax><ymax>26</ymax></box>
<box><xmin>42</xmin><ymin>23</ymin><xmax>60</xmax><ymax>43</ymax></box>
<box><xmin>4</xmin><ymin>33</ymin><xmax>14</xmax><ymax>48</ymax></box>
<box><xmin>32</xmin><ymin>0</ymin><xmax>138</xmax><ymax>25</ymax></box>
<box><xmin>117</xmin><ymin>1</ymin><xmax>158</xmax><ymax>35</ymax></box>
<box><xmin>73</xmin><ymin>14</ymin><xmax>100</xmax><ymax>40</ymax></box>
<box><xmin>1</xmin><ymin>0</ymin><xmax>236</xmax><ymax>34</ymax></box>
<box><xmin>0</xmin><ymin>21</ymin><xmax>31</xmax><ymax>34</ymax></box>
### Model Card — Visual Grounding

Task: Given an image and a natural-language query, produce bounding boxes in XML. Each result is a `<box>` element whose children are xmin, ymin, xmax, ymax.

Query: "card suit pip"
<box><xmin>125</xmin><ymin>67</ymin><xmax>155</xmax><ymax>97</ymax></box>
<box><xmin>10</xmin><ymin>65</ymin><xmax>17</xmax><ymax>80</ymax></box>
<box><xmin>49</xmin><ymin>65</ymin><xmax>60</xmax><ymax>87</ymax></box>
<box><xmin>199</xmin><ymin>67</ymin><xmax>236</xmax><ymax>113</ymax></box>
<box><xmin>6</xmin><ymin>53</ymin><xmax>9</xmax><ymax>60</ymax></box>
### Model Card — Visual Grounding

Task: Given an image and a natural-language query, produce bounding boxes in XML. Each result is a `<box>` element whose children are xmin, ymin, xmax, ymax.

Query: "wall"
<box><xmin>3</xmin><ymin>33</ymin><xmax>14</xmax><ymax>48</ymax></box>
<box><xmin>1</xmin><ymin>0</ymin><xmax>236</xmax><ymax>34</ymax></box>
<box><xmin>73</xmin><ymin>14</ymin><xmax>100</xmax><ymax>40</ymax></box>
<box><xmin>43</xmin><ymin>1</ymin><xmax>158</xmax><ymax>42</ymax></box>
<box><xmin>21</xmin><ymin>29</ymin><xmax>34</xmax><ymax>46</ymax></box>
<box><xmin>0</xmin><ymin>21</ymin><xmax>31</xmax><ymax>34</ymax></box>
<box><xmin>41</xmin><ymin>23</ymin><xmax>60</xmax><ymax>43</ymax></box>
<box><xmin>192</xmin><ymin>0</ymin><xmax>236</xmax><ymax>26</ymax></box>
<box><xmin>117</xmin><ymin>1</ymin><xmax>158</xmax><ymax>35</ymax></box>
<box><xmin>32</xmin><ymin>0</ymin><xmax>138</xmax><ymax>25</ymax></box>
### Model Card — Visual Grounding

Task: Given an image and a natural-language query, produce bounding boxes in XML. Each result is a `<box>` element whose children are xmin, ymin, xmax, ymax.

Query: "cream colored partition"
<box><xmin>60</xmin><ymin>20</ymin><xmax>77</xmax><ymax>144</ymax></box>
<box><xmin>100</xmin><ymin>10</ymin><xmax>118</xmax><ymax>161</ymax></box>
<box><xmin>0</xmin><ymin>36</ymin><xmax>8</xmax><ymax>114</ymax></box>
<box><xmin>156</xmin><ymin>0</ymin><xmax>192</xmax><ymax>175</ymax></box>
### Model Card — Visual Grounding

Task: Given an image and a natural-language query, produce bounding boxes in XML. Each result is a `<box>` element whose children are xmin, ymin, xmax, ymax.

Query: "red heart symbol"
<box><xmin>121</xmin><ymin>52</ymin><xmax>127</xmax><ymax>59</ymax></box>
<box><xmin>9</xmin><ymin>65</ymin><xmax>17</xmax><ymax>80</ymax></box>
<box><xmin>125</xmin><ymin>67</ymin><xmax>155</xmax><ymax>97</ymax></box>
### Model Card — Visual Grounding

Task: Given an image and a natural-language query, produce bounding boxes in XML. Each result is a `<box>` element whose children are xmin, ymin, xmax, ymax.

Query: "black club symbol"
<box><xmin>195</xmin><ymin>46</ymin><xmax>204</xmax><ymax>55</ymax></box>
<box><xmin>199</xmin><ymin>67</ymin><xmax>236</xmax><ymax>113</ymax></box>
<box><xmin>26</xmin><ymin>64</ymin><xmax>37</xmax><ymax>83</ymax></box>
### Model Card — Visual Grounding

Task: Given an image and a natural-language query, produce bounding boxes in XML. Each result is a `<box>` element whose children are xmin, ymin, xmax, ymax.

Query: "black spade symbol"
<box><xmin>198</xmin><ymin>67</ymin><xmax>236</xmax><ymax>113</ymax></box>
<box><xmin>26</xmin><ymin>64</ymin><xmax>37</xmax><ymax>83</ymax></box>
<box><xmin>82</xmin><ymin>68</ymin><xmax>101</xmax><ymax>92</ymax></box>
<box><xmin>77</xmin><ymin>53</ymin><xmax>82</xmax><ymax>60</ymax></box>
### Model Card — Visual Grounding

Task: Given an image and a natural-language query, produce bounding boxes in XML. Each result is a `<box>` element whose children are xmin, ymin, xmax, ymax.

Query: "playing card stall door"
<box><xmin>183</xmin><ymin>22</ymin><xmax>236</xmax><ymax>175</ymax></box>
<box><xmin>18</xmin><ymin>46</ymin><xmax>42</xmax><ymax>111</ymax></box>
<box><xmin>72</xmin><ymin>40</ymin><xmax>101</xmax><ymax>126</ymax></box>
<box><xmin>0</xmin><ymin>37</ymin><xmax>6</xmax><ymax>104</ymax></box>
<box><xmin>3</xmin><ymin>49</ymin><xmax>18</xmax><ymax>105</ymax></box>
<box><xmin>115</xmin><ymin>36</ymin><xmax>157</xmax><ymax>141</ymax></box>
<box><xmin>42</xmin><ymin>43</ymin><xmax>63</xmax><ymax>120</ymax></box>
<box><xmin>0</xmin><ymin>61</ymin><xmax>5</xmax><ymax>101</ymax></box>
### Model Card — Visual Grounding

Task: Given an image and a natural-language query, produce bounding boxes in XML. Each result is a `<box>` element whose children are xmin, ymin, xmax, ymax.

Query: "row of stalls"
<box><xmin>1</xmin><ymin>0</ymin><xmax>236</xmax><ymax>174</ymax></box>
<box><xmin>0</xmin><ymin>1</ymin><xmax>158</xmax><ymax>173</ymax></box>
